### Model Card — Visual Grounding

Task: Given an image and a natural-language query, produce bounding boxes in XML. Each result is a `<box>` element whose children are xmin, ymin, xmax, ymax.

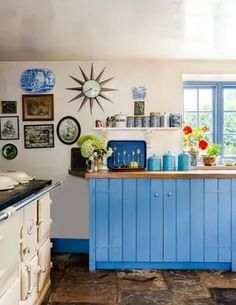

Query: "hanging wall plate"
<box><xmin>2</xmin><ymin>143</ymin><xmax>18</xmax><ymax>160</ymax></box>
<box><xmin>57</xmin><ymin>116</ymin><xmax>81</xmax><ymax>145</ymax></box>
<box><xmin>20</xmin><ymin>69</ymin><xmax>56</xmax><ymax>93</ymax></box>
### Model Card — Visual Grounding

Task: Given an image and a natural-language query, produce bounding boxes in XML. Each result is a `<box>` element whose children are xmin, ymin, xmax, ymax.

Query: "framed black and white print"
<box><xmin>1</xmin><ymin>101</ymin><xmax>17</xmax><ymax>114</ymax></box>
<box><xmin>57</xmin><ymin>116</ymin><xmax>81</xmax><ymax>145</ymax></box>
<box><xmin>24</xmin><ymin>124</ymin><xmax>54</xmax><ymax>148</ymax></box>
<box><xmin>134</xmin><ymin>101</ymin><xmax>145</xmax><ymax>116</ymax></box>
<box><xmin>0</xmin><ymin>116</ymin><xmax>19</xmax><ymax>140</ymax></box>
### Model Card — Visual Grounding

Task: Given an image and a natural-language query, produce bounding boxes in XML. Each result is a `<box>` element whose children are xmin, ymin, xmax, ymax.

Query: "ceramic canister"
<box><xmin>178</xmin><ymin>151</ymin><xmax>190</xmax><ymax>171</ymax></box>
<box><xmin>163</xmin><ymin>151</ymin><xmax>176</xmax><ymax>171</ymax></box>
<box><xmin>148</xmin><ymin>155</ymin><xmax>161</xmax><ymax>171</ymax></box>
<box><xmin>115</xmin><ymin>112</ymin><xmax>127</xmax><ymax>128</ymax></box>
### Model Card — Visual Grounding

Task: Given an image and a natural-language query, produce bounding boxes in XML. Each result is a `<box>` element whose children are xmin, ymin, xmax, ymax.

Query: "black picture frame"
<box><xmin>24</xmin><ymin>124</ymin><xmax>54</xmax><ymax>149</ymax></box>
<box><xmin>1</xmin><ymin>101</ymin><xmax>17</xmax><ymax>114</ymax></box>
<box><xmin>134</xmin><ymin>101</ymin><xmax>145</xmax><ymax>116</ymax></box>
<box><xmin>57</xmin><ymin>116</ymin><xmax>81</xmax><ymax>145</ymax></box>
<box><xmin>0</xmin><ymin>116</ymin><xmax>19</xmax><ymax>140</ymax></box>
<box><xmin>2</xmin><ymin>143</ymin><xmax>18</xmax><ymax>160</ymax></box>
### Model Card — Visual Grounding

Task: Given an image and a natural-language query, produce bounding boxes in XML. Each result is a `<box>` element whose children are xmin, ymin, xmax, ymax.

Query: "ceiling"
<box><xmin>1</xmin><ymin>0</ymin><xmax>236</xmax><ymax>61</ymax></box>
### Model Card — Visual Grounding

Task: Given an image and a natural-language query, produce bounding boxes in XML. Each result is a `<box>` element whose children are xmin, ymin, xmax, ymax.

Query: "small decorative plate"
<box><xmin>20</xmin><ymin>68</ymin><xmax>56</xmax><ymax>93</ymax></box>
<box><xmin>2</xmin><ymin>143</ymin><xmax>18</xmax><ymax>160</ymax></box>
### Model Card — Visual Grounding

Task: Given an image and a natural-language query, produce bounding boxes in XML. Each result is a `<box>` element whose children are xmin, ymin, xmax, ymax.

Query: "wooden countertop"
<box><xmin>69</xmin><ymin>169</ymin><xmax>236</xmax><ymax>179</ymax></box>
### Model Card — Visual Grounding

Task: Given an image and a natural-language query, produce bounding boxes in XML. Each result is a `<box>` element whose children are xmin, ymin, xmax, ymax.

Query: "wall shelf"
<box><xmin>92</xmin><ymin>127</ymin><xmax>181</xmax><ymax>145</ymax></box>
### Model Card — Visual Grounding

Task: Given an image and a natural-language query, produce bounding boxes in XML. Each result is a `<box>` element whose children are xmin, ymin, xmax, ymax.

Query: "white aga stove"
<box><xmin>0</xmin><ymin>178</ymin><xmax>60</xmax><ymax>305</ymax></box>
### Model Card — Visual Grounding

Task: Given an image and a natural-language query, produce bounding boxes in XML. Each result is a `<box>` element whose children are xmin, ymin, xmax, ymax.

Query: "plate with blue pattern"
<box><xmin>20</xmin><ymin>68</ymin><xmax>56</xmax><ymax>93</ymax></box>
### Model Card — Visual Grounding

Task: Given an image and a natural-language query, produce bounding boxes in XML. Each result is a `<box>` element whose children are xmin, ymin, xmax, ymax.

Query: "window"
<box><xmin>183</xmin><ymin>82</ymin><xmax>236</xmax><ymax>157</ymax></box>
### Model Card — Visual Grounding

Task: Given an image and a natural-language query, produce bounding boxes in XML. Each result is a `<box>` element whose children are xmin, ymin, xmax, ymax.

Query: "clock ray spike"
<box><xmin>100</xmin><ymin>77</ymin><xmax>115</xmax><ymax>86</ymax></box>
<box><xmin>78</xmin><ymin>96</ymin><xmax>88</xmax><ymax>111</ymax></box>
<box><xmin>99</xmin><ymin>92</ymin><xmax>114</xmax><ymax>103</ymax></box>
<box><xmin>69</xmin><ymin>75</ymin><xmax>84</xmax><ymax>86</ymax></box>
<box><xmin>89</xmin><ymin>99</ymin><xmax>95</xmax><ymax>114</ymax></box>
<box><xmin>95</xmin><ymin>97</ymin><xmax>105</xmax><ymax>112</ymax></box>
<box><xmin>79</xmin><ymin>66</ymin><xmax>89</xmax><ymax>81</ymax></box>
<box><xmin>101</xmin><ymin>87</ymin><xmax>118</xmax><ymax>92</ymax></box>
<box><xmin>90</xmin><ymin>63</ymin><xmax>94</xmax><ymax>80</ymax></box>
<box><xmin>66</xmin><ymin>87</ymin><xmax>83</xmax><ymax>91</ymax></box>
<box><xmin>96</xmin><ymin>67</ymin><xmax>106</xmax><ymax>82</ymax></box>
<box><xmin>68</xmin><ymin>92</ymin><xmax>84</xmax><ymax>103</ymax></box>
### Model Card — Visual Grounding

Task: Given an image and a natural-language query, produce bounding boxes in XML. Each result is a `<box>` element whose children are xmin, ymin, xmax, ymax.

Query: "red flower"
<box><xmin>199</xmin><ymin>139</ymin><xmax>208</xmax><ymax>150</ymax></box>
<box><xmin>183</xmin><ymin>125</ymin><xmax>193</xmax><ymax>135</ymax></box>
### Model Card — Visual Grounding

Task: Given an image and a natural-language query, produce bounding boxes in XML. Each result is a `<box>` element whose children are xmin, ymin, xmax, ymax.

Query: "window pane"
<box><xmin>199</xmin><ymin>89</ymin><xmax>213</xmax><ymax>111</ymax></box>
<box><xmin>224</xmin><ymin>112</ymin><xmax>236</xmax><ymax>132</ymax></box>
<box><xmin>184</xmin><ymin>112</ymin><xmax>198</xmax><ymax>128</ymax></box>
<box><xmin>205</xmin><ymin>134</ymin><xmax>213</xmax><ymax>143</ymax></box>
<box><xmin>224</xmin><ymin>135</ymin><xmax>236</xmax><ymax>156</ymax></box>
<box><xmin>199</xmin><ymin>112</ymin><xmax>212</xmax><ymax>132</ymax></box>
<box><xmin>224</xmin><ymin>88</ymin><xmax>236</xmax><ymax>110</ymax></box>
<box><xmin>184</xmin><ymin>89</ymin><xmax>197</xmax><ymax>111</ymax></box>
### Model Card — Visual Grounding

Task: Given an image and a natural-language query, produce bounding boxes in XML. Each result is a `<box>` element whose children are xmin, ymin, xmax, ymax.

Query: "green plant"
<box><xmin>206</xmin><ymin>143</ymin><xmax>221</xmax><ymax>156</ymax></box>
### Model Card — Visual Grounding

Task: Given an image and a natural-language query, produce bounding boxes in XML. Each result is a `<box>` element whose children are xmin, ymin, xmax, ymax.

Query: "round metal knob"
<box><xmin>167</xmin><ymin>192</ymin><xmax>172</xmax><ymax>197</ymax></box>
<box><xmin>154</xmin><ymin>193</ymin><xmax>159</xmax><ymax>198</ymax></box>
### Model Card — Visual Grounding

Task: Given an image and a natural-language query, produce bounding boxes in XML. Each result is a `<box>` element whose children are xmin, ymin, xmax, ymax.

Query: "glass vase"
<box><xmin>86</xmin><ymin>157</ymin><xmax>93</xmax><ymax>172</ymax></box>
<box><xmin>187</xmin><ymin>151</ymin><xmax>198</xmax><ymax>166</ymax></box>
<box><xmin>98</xmin><ymin>156</ymin><xmax>104</xmax><ymax>171</ymax></box>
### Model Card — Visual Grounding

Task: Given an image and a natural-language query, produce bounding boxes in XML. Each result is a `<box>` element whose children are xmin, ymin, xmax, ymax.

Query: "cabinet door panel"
<box><xmin>205</xmin><ymin>179</ymin><xmax>218</xmax><ymax>262</ymax></box>
<box><xmin>163</xmin><ymin>179</ymin><xmax>176</xmax><ymax>261</ymax></box>
<box><xmin>123</xmin><ymin>179</ymin><xmax>137</xmax><ymax>261</ymax></box>
<box><xmin>150</xmin><ymin>179</ymin><xmax>163</xmax><ymax>262</ymax></box>
<box><xmin>176</xmin><ymin>179</ymin><xmax>190</xmax><ymax>262</ymax></box>
<box><xmin>190</xmin><ymin>179</ymin><xmax>204</xmax><ymax>262</ymax></box>
<box><xmin>95</xmin><ymin>179</ymin><xmax>109</xmax><ymax>261</ymax></box>
<box><xmin>218</xmin><ymin>179</ymin><xmax>231</xmax><ymax>262</ymax></box>
<box><xmin>137</xmin><ymin>179</ymin><xmax>150</xmax><ymax>262</ymax></box>
<box><xmin>109</xmin><ymin>179</ymin><xmax>122</xmax><ymax>261</ymax></box>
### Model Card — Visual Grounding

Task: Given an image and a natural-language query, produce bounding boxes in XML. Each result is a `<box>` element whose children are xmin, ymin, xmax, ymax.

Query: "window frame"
<box><xmin>183</xmin><ymin>81</ymin><xmax>236</xmax><ymax>157</ymax></box>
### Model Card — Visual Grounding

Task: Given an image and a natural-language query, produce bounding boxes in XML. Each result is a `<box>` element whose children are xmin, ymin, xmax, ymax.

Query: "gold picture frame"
<box><xmin>22</xmin><ymin>94</ymin><xmax>54</xmax><ymax>121</ymax></box>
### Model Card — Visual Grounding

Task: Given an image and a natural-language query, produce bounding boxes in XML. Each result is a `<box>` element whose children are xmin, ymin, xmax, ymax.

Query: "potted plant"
<box><xmin>202</xmin><ymin>143</ymin><xmax>221</xmax><ymax>166</ymax></box>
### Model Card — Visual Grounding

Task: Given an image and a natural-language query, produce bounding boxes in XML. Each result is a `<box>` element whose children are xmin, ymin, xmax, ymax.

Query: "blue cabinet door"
<box><xmin>90</xmin><ymin>178</ymin><xmax>234</xmax><ymax>271</ymax></box>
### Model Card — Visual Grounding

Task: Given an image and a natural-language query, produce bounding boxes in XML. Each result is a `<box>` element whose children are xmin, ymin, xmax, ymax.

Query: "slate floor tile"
<box><xmin>119</xmin><ymin>291</ymin><xmax>173</xmax><ymax>305</ymax></box>
<box><xmin>210</xmin><ymin>288</ymin><xmax>236</xmax><ymax>305</ymax></box>
<box><xmin>198</xmin><ymin>271</ymin><xmax>236</xmax><ymax>289</ymax></box>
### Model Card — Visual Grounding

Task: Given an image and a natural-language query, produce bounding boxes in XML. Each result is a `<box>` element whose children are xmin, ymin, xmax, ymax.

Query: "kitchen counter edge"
<box><xmin>69</xmin><ymin>169</ymin><xmax>236</xmax><ymax>179</ymax></box>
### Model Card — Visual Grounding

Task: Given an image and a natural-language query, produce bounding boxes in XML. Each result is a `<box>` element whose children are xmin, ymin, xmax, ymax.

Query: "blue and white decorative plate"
<box><xmin>132</xmin><ymin>86</ymin><xmax>147</xmax><ymax>100</ymax></box>
<box><xmin>20</xmin><ymin>68</ymin><xmax>56</xmax><ymax>93</ymax></box>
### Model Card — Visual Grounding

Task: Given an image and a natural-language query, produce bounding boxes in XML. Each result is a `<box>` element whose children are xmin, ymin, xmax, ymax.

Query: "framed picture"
<box><xmin>57</xmin><ymin>116</ymin><xmax>81</xmax><ymax>145</ymax></box>
<box><xmin>1</xmin><ymin>101</ymin><xmax>17</xmax><ymax>114</ymax></box>
<box><xmin>22</xmin><ymin>94</ymin><xmax>54</xmax><ymax>121</ymax></box>
<box><xmin>134</xmin><ymin>101</ymin><xmax>145</xmax><ymax>116</ymax></box>
<box><xmin>2</xmin><ymin>143</ymin><xmax>18</xmax><ymax>160</ymax></box>
<box><xmin>0</xmin><ymin>116</ymin><xmax>19</xmax><ymax>140</ymax></box>
<box><xmin>24</xmin><ymin>124</ymin><xmax>54</xmax><ymax>148</ymax></box>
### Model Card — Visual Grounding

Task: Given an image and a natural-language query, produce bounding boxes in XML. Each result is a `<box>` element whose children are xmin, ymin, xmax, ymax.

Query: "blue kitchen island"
<box><xmin>70</xmin><ymin>169</ymin><xmax>236</xmax><ymax>271</ymax></box>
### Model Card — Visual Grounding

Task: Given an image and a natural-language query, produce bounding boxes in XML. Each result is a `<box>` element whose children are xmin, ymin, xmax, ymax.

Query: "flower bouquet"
<box><xmin>183</xmin><ymin>125</ymin><xmax>208</xmax><ymax>166</ymax></box>
<box><xmin>77</xmin><ymin>134</ymin><xmax>113</xmax><ymax>171</ymax></box>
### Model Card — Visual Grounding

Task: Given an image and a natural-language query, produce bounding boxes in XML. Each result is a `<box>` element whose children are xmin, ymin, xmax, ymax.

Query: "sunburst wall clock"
<box><xmin>67</xmin><ymin>64</ymin><xmax>117</xmax><ymax>114</ymax></box>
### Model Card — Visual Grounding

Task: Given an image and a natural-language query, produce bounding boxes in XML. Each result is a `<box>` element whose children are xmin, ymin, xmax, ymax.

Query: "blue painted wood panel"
<box><xmin>163</xmin><ymin>179</ymin><xmax>176</xmax><ymax>261</ymax></box>
<box><xmin>218</xmin><ymin>179</ymin><xmax>231</xmax><ymax>262</ymax></box>
<box><xmin>136</xmin><ymin>179</ymin><xmax>150</xmax><ymax>261</ymax></box>
<box><xmin>231</xmin><ymin>179</ymin><xmax>236</xmax><ymax>271</ymax></box>
<box><xmin>89</xmin><ymin>179</ymin><xmax>96</xmax><ymax>271</ymax></box>
<box><xmin>190</xmin><ymin>179</ymin><xmax>204</xmax><ymax>262</ymax></box>
<box><xmin>109</xmin><ymin>179</ymin><xmax>122</xmax><ymax>261</ymax></box>
<box><xmin>95</xmin><ymin>179</ymin><xmax>109</xmax><ymax>261</ymax></box>
<box><xmin>176</xmin><ymin>179</ymin><xmax>190</xmax><ymax>262</ymax></box>
<box><xmin>150</xmin><ymin>179</ymin><xmax>163</xmax><ymax>261</ymax></box>
<box><xmin>123</xmin><ymin>179</ymin><xmax>137</xmax><ymax>261</ymax></box>
<box><xmin>204</xmin><ymin>179</ymin><xmax>218</xmax><ymax>262</ymax></box>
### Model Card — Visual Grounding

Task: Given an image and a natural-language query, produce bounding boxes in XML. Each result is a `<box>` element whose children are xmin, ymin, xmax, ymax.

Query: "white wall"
<box><xmin>1</xmin><ymin>60</ymin><xmax>236</xmax><ymax>238</ymax></box>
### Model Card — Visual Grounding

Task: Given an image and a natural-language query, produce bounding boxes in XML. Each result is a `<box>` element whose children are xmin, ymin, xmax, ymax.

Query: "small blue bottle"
<box><xmin>163</xmin><ymin>151</ymin><xmax>176</xmax><ymax>171</ymax></box>
<box><xmin>178</xmin><ymin>151</ymin><xmax>190</xmax><ymax>171</ymax></box>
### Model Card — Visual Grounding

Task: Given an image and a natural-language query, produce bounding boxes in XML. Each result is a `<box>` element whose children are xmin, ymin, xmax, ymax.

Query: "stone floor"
<box><xmin>42</xmin><ymin>254</ymin><xmax>236</xmax><ymax>305</ymax></box>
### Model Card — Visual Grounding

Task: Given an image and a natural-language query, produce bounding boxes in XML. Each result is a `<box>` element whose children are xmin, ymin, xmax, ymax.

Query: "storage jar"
<box><xmin>163</xmin><ymin>151</ymin><xmax>176</xmax><ymax>171</ymax></box>
<box><xmin>178</xmin><ymin>151</ymin><xmax>190</xmax><ymax>171</ymax></box>
<box><xmin>148</xmin><ymin>155</ymin><xmax>161</xmax><ymax>171</ymax></box>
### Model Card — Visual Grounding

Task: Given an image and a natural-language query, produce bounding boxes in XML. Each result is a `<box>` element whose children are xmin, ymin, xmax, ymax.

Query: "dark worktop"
<box><xmin>0</xmin><ymin>179</ymin><xmax>52</xmax><ymax>212</ymax></box>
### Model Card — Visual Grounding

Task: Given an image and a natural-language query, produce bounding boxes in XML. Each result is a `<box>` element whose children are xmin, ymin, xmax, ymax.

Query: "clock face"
<box><xmin>82</xmin><ymin>80</ymin><xmax>101</xmax><ymax>98</ymax></box>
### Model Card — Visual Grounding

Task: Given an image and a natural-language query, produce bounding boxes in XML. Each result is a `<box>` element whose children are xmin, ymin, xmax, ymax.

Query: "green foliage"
<box><xmin>207</xmin><ymin>143</ymin><xmax>221</xmax><ymax>156</ymax></box>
